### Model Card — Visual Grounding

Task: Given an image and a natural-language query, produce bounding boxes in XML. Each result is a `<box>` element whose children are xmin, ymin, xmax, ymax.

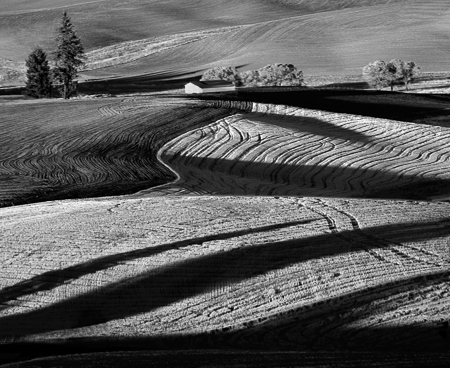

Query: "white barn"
<box><xmin>185</xmin><ymin>80</ymin><xmax>236</xmax><ymax>94</ymax></box>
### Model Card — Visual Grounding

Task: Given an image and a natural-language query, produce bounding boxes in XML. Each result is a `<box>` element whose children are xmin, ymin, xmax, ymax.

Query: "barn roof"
<box><xmin>187</xmin><ymin>80</ymin><xmax>235</xmax><ymax>88</ymax></box>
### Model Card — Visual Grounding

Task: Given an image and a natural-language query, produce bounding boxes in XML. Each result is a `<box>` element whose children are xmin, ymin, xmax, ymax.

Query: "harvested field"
<box><xmin>79</xmin><ymin>0</ymin><xmax>450</xmax><ymax>80</ymax></box>
<box><xmin>0</xmin><ymin>96</ymin><xmax>234</xmax><ymax>207</ymax></box>
<box><xmin>147</xmin><ymin>103</ymin><xmax>450</xmax><ymax>199</ymax></box>
<box><xmin>2</xmin><ymin>1</ymin><xmax>450</xmax><ymax>86</ymax></box>
<box><xmin>0</xmin><ymin>196</ymin><xmax>448</xmax><ymax>356</ymax></box>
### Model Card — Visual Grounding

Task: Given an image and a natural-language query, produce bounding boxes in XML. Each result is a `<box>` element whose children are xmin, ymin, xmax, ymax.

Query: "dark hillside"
<box><xmin>194</xmin><ymin>89</ymin><xmax>450</xmax><ymax>123</ymax></box>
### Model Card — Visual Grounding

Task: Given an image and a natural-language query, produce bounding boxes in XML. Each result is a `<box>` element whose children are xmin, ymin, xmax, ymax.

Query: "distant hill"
<box><xmin>1</xmin><ymin>0</ymin><xmax>449</xmax><ymax>84</ymax></box>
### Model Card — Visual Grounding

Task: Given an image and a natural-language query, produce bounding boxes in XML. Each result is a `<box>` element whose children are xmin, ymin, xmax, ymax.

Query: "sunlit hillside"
<box><xmin>1</xmin><ymin>0</ymin><xmax>450</xmax><ymax>85</ymax></box>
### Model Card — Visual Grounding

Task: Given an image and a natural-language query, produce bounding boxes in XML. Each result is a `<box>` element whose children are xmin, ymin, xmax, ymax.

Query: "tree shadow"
<box><xmin>0</xmin><ymin>220</ymin><xmax>316</xmax><ymax>308</ymax></box>
<box><xmin>0</xmin><ymin>219</ymin><xmax>448</xmax><ymax>338</ymax></box>
<box><xmin>245</xmin><ymin>112</ymin><xmax>371</xmax><ymax>143</ymax></box>
<box><xmin>164</xmin><ymin>155</ymin><xmax>450</xmax><ymax>199</ymax></box>
<box><xmin>193</xmin><ymin>89</ymin><xmax>450</xmax><ymax>123</ymax></box>
<box><xmin>79</xmin><ymin>69</ymin><xmax>206</xmax><ymax>95</ymax></box>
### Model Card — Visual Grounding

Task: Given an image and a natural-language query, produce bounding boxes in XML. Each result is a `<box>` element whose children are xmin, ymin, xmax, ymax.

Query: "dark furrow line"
<box><xmin>316</xmin><ymin>199</ymin><xmax>446</xmax><ymax>267</ymax></box>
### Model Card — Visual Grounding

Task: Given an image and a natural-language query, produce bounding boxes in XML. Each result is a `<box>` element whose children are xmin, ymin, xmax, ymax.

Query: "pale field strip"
<box><xmin>151</xmin><ymin>103</ymin><xmax>450</xmax><ymax>198</ymax></box>
<box><xmin>81</xmin><ymin>0</ymin><xmax>450</xmax><ymax>77</ymax></box>
<box><xmin>96</xmin><ymin>96</ymin><xmax>199</xmax><ymax>117</ymax></box>
<box><xmin>83</xmin><ymin>27</ymin><xmax>246</xmax><ymax>71</ymax></box>
<box><xmin>0</xmin><ymin>196</ymin><xmax>448</xmax><ymax>351</ymax></box>
<box><xmin>0</xmin><ymin>1</ymin><xmax>107</xmax><ymax>15</ymax></box>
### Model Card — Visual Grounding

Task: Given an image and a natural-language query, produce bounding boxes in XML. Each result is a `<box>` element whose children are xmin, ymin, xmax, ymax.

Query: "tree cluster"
<box><xmin>201</xmin><ymin>63</ymin><xmax>304</xmax><ymax>87</ymax></box>
<box><xmin>24</xmin><ymin>11</ymin><xmax>85</xmax><ymax>99</ymax></box>
<box><xmin>362</xmin><ymin>59</ymin><xmax>420</xmax><ymax>91</ymax></box>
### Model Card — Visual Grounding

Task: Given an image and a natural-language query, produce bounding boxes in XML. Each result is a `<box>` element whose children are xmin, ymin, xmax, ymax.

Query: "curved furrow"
<box><xmin>0</xmin><ymin>99</ymin><xmax>237</xmax><ymax>206</ymax></box>
<box><xmin>156</xmin><ymin>102</ymin><xmax>450</xmax><ymax>198</ymax></box>
<box><xmin>298</xmin><ymin>198</ymin><xmax>395</xmax><ymax>264</ymax></box>
<box><xmin>315</xmin><ymin>199</ymin><xmax>448</xmax><ymax>268</ymax></box>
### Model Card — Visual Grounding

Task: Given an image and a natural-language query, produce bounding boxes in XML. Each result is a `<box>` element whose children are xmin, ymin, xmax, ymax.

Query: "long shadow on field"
<box><xmin>79</xmin><ymin>70</ymin><xmax>202</xmax><ymax>95</ymax></box>
<box><xmin>1</xmin><ymin>345</ymin><xmax>449</xmax><ymax>368</ymax></box>
<box><xmin>0</xmin><ymin>219</ymin><xmax>448</xmax><ymax>338</ymax></box>
<box><xmin>245</xmin><ymin>113</ymin><xmax>370</xmax><ymax>143</ymax></box>
<box><xmin>166</xmin><ymin>155</ymin><xmax>450</xmax><ymax>199</ymax></box>
<box><xmin>0</xmin><ymin>220</ymin><xmax>314</xmax><ymax>309</ymax></box>
<box><xmin>192</xmin><ymin>89</ymin><xmax>450</xmax><ymax>123</ymax></box>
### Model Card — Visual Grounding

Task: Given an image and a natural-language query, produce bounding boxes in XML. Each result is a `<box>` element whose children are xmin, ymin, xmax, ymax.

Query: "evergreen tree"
<box><xmin>53</xmin><ymin>11</ymin><xmax>85</xmax><ymax>99</ymax></box>
<box><xmin>24</xmin><ymin>46</ymin><xmax>52</xmax><ymax>98</ymax></box>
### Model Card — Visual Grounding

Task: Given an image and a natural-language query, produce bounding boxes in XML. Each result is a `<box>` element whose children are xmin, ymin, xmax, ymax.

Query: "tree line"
<box><xmin>25</xmin><ymin>11</ymin><xmax>85</xmax><ymax>99</ymax></box>
<box><xmin>25</xmin><ymin>12</ymin><xmax>421</xmax><ymax>98</ymax></box>
<box><xmin>201</xmin><ymin>64</ymin><xmax>304</xmax><ymax>87</ymax></box>
<box><xmin>202</xmin><ymin>60</ymin><xmax>421</xmax><ymax>91</ymax></box>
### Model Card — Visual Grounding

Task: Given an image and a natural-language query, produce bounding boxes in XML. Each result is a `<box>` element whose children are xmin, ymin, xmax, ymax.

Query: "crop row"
<box><xmin>156</xmin><ymin>103</ymin><xmax>450</xmax><ymax>199</ymax></box>
<box><xmin>0</xmin><ymin>97</ymin><xmax>233</xmax><ymax>206</ymax></box>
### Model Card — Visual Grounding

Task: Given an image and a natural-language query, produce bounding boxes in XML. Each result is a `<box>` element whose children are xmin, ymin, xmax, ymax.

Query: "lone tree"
<box><xmin>24</xmin><ymin>46</ymin><xmax>52</xmax><ymax>98</ymax></box>
<box><xmin>53</xmin><ymin>11</ymin><xmax>85</xmax><ymax>99</ymax></box>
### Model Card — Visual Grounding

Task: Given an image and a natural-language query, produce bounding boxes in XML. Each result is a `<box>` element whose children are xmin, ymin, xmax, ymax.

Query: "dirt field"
<box><xmin>1</xmin><ymin>88</ymin><xmax>449</xmax><ymax>366</ymax></box>
<box><xmin>147</xmin><ymin>97</ymin><xmax>450</xmax><ymax>199</ymax></box>
<box><xmin>1</xmin><ymin>2</ymin><xmax>450</xmax><ymax>366</ymax></box>
<box><xmin>0</xmin><ymin>196</ymin><xmax>448</xmax><ymax>353</ymax></box>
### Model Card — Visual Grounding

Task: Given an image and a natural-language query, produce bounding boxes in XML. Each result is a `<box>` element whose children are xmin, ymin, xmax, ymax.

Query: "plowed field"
<box><xmin>0</xmin><ymin>196</ymin><xmax>448</xmax><ymax>354</ymax></box>
<box><xmin>148</xmin><ymin>103</ymin><xmax>450</xmax><ymax>199</ymax></box>
<box><xmin>0</xmin><ymin>96</ymin><xmax>233</xmax><ymax>207</ymax></box>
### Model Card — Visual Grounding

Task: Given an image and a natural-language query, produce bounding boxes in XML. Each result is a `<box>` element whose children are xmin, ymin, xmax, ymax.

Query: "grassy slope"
<box><xmin>0</xmin><ymin>0</ymin><xmax>349</xmax><ymax>61</ymax></box>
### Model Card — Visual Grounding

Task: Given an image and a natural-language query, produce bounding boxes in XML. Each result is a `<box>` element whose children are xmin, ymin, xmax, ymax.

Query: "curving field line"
<box><xmin>298</xmin><ymin>197</ymin><xmax>447</xmax><ymax>267</ymax></box>
<box><xmin>80</xmin><ymin>0</ymin><xmax>450</xmax><ymax>79</ymax></box>
<box><xmin>151</xmin><ymin>103</ymin><xmax>450</xmax><ymax>199</ymax></box>
<box><xmin>0</xmin><ymin>97</ymin><xmax>233</xmax><ymax>207</ymax></box>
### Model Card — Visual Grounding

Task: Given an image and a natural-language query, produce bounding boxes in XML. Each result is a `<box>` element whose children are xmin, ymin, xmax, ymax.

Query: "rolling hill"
<box><xmin>1</xmin><ymin>0</ymin><xmax>450</xmax><ymax>86</ymax></box>
<box><xmin>150</xmin><ymin>102</ymin><xmax>450</xmax><ymax>199</ymax></box>
<box><xmin>0</xmin><ymin>96</ymin><xmax>235</xmax><ymax>207</ymax></box>
<box><xmin>0</xmin><ymin>194</ymin><xmax>449</xmax><ymax>360</ymax></box>
<box><xmin>1</xmin><ymin>1</ymin><xmax>450</xmax><ymax>366</ymax></box>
